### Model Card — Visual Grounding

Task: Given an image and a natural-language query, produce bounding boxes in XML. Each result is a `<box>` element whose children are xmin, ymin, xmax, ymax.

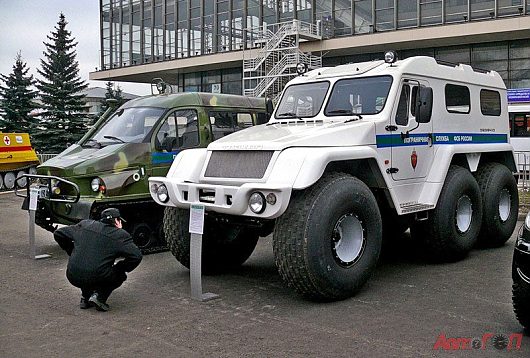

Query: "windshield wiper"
<box><xmin>103</xmin><ymin>135</ymin><xmax>126</xmax><ymax>143</ymax></box>
<box><xmin>328</xmin><ymin>109</ymin><xmax>353</xmax><ymax>114</ymax></box>
<box><xmin>327</xmin><ymin>109</ymin><xmax>363</xmax><ymax>122</ymax></box>
<box><xmin>344</xmin><ymin>115</ymin><xmax>363</xmax><ymax>123</ymax></box>
<box><xmin>276</xmin><ymin>111</ymin><xmax>298</xmax><ymax>118</ymax></box>
<box><xmin>82</xmin><ymin>138</ymin><xmax>101</xmax><ymax>148</ymax></box>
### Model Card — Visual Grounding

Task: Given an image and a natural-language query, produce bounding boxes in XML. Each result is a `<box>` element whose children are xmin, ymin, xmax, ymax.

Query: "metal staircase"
<box><xmin>243</xmin><ymin>20</ymin><xmax>322</xmax><ymax>101</ymax></box>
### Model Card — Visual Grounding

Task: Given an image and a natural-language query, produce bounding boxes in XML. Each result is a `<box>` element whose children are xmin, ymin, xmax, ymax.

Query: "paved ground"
<box><xmin>1</xmin><ymin>192</ymin><xmax>529</xmax><ymax>357</ymax></box>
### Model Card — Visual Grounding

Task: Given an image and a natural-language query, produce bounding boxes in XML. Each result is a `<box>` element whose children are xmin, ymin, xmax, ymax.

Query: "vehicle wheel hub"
<box><xmin>331</xmin><ymin>213</ymin><xmax>365</xmax><ymax>266</ymax></box>
<box><xmin>456</xmin><ymin>195</ymin><xmax>472</xmax><ymax>233</ymax></box>
<box><xmin>498</xmin><ymin>188</ymin><xmax>511</xmax><ymax>222</ymax></box>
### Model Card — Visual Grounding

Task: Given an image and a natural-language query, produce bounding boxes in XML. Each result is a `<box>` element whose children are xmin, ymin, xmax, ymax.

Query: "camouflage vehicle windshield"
<box><xmin>29</xmin><ymin>91</ymin><xmax>269</xmax><ymax>253</ymax></box>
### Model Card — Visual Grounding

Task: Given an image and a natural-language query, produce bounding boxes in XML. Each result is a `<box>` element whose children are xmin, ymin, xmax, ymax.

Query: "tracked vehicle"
<box><xmin>151</xmin><ymin>52</ymin><xmax>519</xmax><ymax>300</ymax></box>
<box><xmin>21</xmin><ymin>86</ymin><xmax>269</xmax><ymax>253</ymax></box>
<box><xmin>0</xmin><ymin>132</ymin><xmax>39</xmax><ymax>190</ymax></box>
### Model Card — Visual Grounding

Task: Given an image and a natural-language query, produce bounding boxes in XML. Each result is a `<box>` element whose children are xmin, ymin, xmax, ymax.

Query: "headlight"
<box><xmin>249</xmin><ymin>192</ymin><xmax>266</xmax><ymax>214</ymax></box>
<box><xmin>156</xmin><ymin>184</ymin><xmax>169</xmax><ymax>203</ymax></box>
<box><xmin>90</xmin><ymin>178</ymin><xmax>105</xmax><ymax>192</ymax></box>
<box><xmin>525</xmin><ymin>212</ymin><xmax>530</xmax><ymax>231</ymax></box>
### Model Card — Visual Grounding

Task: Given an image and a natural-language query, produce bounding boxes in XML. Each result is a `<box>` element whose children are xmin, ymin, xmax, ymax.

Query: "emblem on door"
<box><xmin>411</xmin><ymin>149</ymin><xmax>418</xmax><ymax>170</ymax></box>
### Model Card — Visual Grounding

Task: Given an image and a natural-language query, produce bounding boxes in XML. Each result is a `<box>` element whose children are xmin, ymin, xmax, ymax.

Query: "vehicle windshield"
<box><xmin>275</xmin><ymin>81</ymin><xmax>329</xmax><ymax>119</ymax></box>
<box><xmin>87</xmin><ymin>107</ymin><xmax>165</xmax><ymax>146</ymax></box>
<box><xmin>324</xmin><ymin>76</ymin><xmax>393</xmax><ymax>116</ymax></box>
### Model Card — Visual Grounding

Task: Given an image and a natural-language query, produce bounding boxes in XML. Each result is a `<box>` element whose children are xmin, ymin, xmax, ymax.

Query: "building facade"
<box><xmin>90</xmin><ymin>0</ymin><xmax>530</xmax><ymax>95</ymax></box>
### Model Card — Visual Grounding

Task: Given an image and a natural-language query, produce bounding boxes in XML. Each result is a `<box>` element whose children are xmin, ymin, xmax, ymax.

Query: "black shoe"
<box><xmin>80</xmin><ymin>296</ymin><xmax>94</xmax><ymax>309</ymax></box>
<box><xmin>89</xmin><ymin>293</ymin><xmax>110</xmax><ymax>312</ymax></box>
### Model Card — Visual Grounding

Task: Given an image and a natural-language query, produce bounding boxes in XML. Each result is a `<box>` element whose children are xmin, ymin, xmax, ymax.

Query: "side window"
<box><xmin>480</xmin><ymin>89</ymin><xmax>501</xmax><ymax>116</ymax></box>
<box><xmin>176</xmin><ymin>109</ymin><xmax>199</xmax><ymax>149</ymax></box>
<box><xmin>256</xmin><ymin>112</ymin><xmax>268</xmax><ymax>124</ymax></box>
<box><xmin>396</xmin><ymin>85</ymin><xmax>410</xmax><ymax>126</ymax></box>
<box><xmin>155</xmin><ymin>115</ymin><xmax>177</xmax><ymax>152</ymax></box>
<box><xmin>410</xmin><ymin>86</ymin><xmax>418</xmax><ymax>117</ymax></box>
<box><xmin>209</xmin><ymin>111</ymin><xmax>252</xmax><ymax>140</ymax></box>
<box><xmin>237</xmin><ymin>113</ymin><xmax>253</xmax><ymax>129</ymax></box>
<box><xmin>445</xmin><ymin>84</ymin><xmax>470</xmax><ymax>114</ymax></box>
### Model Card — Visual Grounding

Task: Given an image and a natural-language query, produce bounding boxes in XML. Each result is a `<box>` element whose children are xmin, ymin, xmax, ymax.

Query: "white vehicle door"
<box><xmin>390</xmin><ymin>79</ymin><xmax>434</xmax><ymax>181</ymax></box>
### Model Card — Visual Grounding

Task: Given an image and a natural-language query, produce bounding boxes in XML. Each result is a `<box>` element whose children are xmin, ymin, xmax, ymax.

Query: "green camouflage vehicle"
<box><xmin>23</xmin><ymin>88</ymin><xmax>270</xmax><ymax>253</ymax></box>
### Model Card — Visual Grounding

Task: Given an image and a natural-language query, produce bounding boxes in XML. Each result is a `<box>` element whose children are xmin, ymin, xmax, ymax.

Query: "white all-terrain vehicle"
<box><xmin>150</xmin><ymin>52</ymin><xmax>519</xmax><ymax>301</ymax></box>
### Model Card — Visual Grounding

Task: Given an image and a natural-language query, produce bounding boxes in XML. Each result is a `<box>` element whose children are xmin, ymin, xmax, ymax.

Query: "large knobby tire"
<box><xmin>163</xmin><ymin>207</ymin><xmax>259</xmax><ymax>273</ymax></box>
<box><xmin>513</xmin><ymin>277</ymin><xmax>530</xmax><ymax>329</ymax></box>
<box><xmin>411</xmin><ymin>165</ymin><xmax>482</xmax><ymax>262</ymax></box>
<box><xmin>475</xmin><ymin>163</ymin><xmax>519</xmax><ymax>247</ymax></box>
<box><xmin>273</xmin><ymin>172</ymin><xmax>382</xmax><ymax>301</ymax></box>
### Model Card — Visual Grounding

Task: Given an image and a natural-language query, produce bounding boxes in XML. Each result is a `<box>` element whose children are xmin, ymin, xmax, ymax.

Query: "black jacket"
<box><xmin>54</xmin><ymin>220</ymin><xmax>142</xmax><ymax>282</ymax></box>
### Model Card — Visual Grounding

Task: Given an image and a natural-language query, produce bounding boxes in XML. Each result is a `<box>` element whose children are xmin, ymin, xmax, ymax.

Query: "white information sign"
<box><xmin>189</xmin><ymin>204</ymin><xmax>205</xmax><ymax>234</ymax></box>
<box><xmin>211</xmin><ymin>83</ymin><xmax>221</xmax><ymax>93</ymax></box>
<box><xmin>29</xmin><ymin>188</ymin><xmax>39</xmax><ymax>211</ymax></box>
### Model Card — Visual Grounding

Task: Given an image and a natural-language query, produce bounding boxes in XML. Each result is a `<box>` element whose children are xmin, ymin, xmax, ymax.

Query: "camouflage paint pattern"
<box><xmin>36</xmin><ymin>92</ymin><xmax>266</xmax><ymax>225</ymax></box>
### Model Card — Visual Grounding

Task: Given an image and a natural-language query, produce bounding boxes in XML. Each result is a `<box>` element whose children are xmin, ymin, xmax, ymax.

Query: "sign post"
<box><xmin>28</xmin><ymin>187</ymin><xmax>51</xmax><ymax>260</ymax></box>
<box><xmin>189</xmin><ymin>203</ymin><xmax>219</xmax><ymax>301</ymax></box>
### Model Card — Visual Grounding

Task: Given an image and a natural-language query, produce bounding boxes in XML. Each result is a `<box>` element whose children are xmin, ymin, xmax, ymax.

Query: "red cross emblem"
<box><xmin>3</xmin><ymin>135</ymin><xmax>10</xmax><ymax>146</ymax></box>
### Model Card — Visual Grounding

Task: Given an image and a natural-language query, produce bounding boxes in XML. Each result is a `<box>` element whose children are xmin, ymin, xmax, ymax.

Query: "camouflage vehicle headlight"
<box><xmin>90</xmin><ymin>177</ymin><xmax>105</xmax><ymax>192</ymax></box>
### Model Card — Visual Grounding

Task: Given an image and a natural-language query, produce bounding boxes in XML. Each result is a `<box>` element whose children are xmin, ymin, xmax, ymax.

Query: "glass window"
<box><xmin>208</xmin><ymin>111</ymin><xmax>252</xmax><ymax>140</ymax></box>
<box><xmin>375</xmin><ymin>0</ymin><xmax>394</xmax><ymax>31</ymax></box>
<box><xmin>237</xmin><ymin>113</ymin><xmax>253</xmax><ymax>128</ymax></box>
<box><xmin>90</xmin><ymin>107</ymin><xmax>165</xmax><ymax>145</ymax></box>
<box><xmin>334</xmin><ymin>0</ymin><xmax>352</xmax><ymax>36</ymax></box>
<box><xmin>354</xmin><ymin>0</ymin><xmax>372</xmax><ymax>34</ymax></box>
<box><xmin>397</xmin><ymin>0</ymin><xmax>417</xmax><ymax>28</ymax></box>
<box><xmin>480</xmin><ymin>90</ymin><xmax>501</xmax><ymax>116</ymax></box>
<box><xmin>155</xmin><ymin>114</ymin><xmax>178</xmax><ymax>151</ymax></box>
<box><xmin>436</xmin><ymin>46</ymin><xmax>470</xmax><ymax>64</ymax></box>
<box><xmin>396</xmin><ymin>85</ymin><xmax>410</xmax><ymax>126</ymax></box>
<box><xmin>176</xmin><ymin>109</ymin><xmax>200</xmax><ymax>148</ymax></box>
<box><xmin>325</xmin><ymin>76</ymin><xmax>393</xmax><ymax>116</ymax></box>
<box><xmin>470</xmin><ymin>0</ymin><xmax>494</xmax><ymax>20</ymax></box>
<box><xmin>445</xmin><ymin>84</ymin><xmax>470</xmax><ymax>114</ymax></box>
<box><xmin>276</xmin><ymin>82</ymin><xmax>330</xmax><ymax>119</ymax></box>
<box><xmin>445</xmin><ymin>0</ymin><xmax>468</xmax><ymax>24</ymax></box>
<box><xmin>156</xmin><ymin>110</ymin><xmax>199</xmax><ymax>151</ymax></box>
<box><xmin>420</xmin><ymin>0</ymin><xmax>442</xmax><ymax>26</ymax></box>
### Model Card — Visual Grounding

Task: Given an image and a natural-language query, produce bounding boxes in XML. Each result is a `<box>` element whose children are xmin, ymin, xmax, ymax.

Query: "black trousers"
<box><xmin>67</xmin><ymin>269</ymin><xmax>127</xmax><ymax>302</ymax></box>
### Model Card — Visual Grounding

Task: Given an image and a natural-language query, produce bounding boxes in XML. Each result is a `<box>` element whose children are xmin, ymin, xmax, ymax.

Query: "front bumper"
<box><xmin>149</xmin><ymin>176</ymin><xmax>292</xmax><ymax>219</ymax></box>
<box><xmin>37</xmin><ymin>198</ymin><xmax>94</xmax><ymax>225</ymax></box>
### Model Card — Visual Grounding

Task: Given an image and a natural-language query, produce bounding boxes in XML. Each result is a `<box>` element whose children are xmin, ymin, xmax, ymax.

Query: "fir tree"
<box><xmin>97</xmin><ymin>81</ymin><xmax>126</xmax><ymax>118</ymax></box>
<box><xmin>0</xmin><ymin>52</ymin><xmax>38</xmax><ymax>133</ymax></box>
<box><xmin>34</xmin><ymin>13</ymin><xmax>88</xmax><ymax>152</ymax></box>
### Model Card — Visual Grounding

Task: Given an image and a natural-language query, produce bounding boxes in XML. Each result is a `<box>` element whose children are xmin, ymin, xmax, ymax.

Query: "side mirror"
<box><xmin>106</xmin><ymin>98</ymin><xmax>119</xmax><ymax>108</ymax></box>
<box><xmin>415</xmin><ymin>86</ymin><xmax>433</xmax><ymax>123</ymax></box>
<box><xmin>266</xmin><ymin>98</ymin><xmax>274</xmax><ymax>119</ymax></box>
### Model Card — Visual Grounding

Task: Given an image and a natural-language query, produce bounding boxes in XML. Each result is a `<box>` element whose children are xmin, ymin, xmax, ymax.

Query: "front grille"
<box><xmin>204</xmin><ymin>150</ymin><xmax>273</xmax><ymax>179</ymax></box>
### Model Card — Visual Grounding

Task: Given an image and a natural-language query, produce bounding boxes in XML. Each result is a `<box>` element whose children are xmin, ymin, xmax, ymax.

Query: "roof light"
<box><xmin>296</xmin><ymin>62</ymin><xmax>308</xmax><ymax>75</ymax></box>
<box><xmin>384</xmin><ymin>50</ymin><xmax>398</xmax><ymax>64</ymax></box>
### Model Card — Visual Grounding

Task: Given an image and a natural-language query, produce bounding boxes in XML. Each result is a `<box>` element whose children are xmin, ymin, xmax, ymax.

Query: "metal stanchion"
<box><xmin>189</xmin><ymin>203</ymin><xmax>219</xmax><ymax>302</ymax></box>
<box><xmin>28</xmin><ymin>187</ymin><xmax>51</xmax><ymax>260</ymax></box>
